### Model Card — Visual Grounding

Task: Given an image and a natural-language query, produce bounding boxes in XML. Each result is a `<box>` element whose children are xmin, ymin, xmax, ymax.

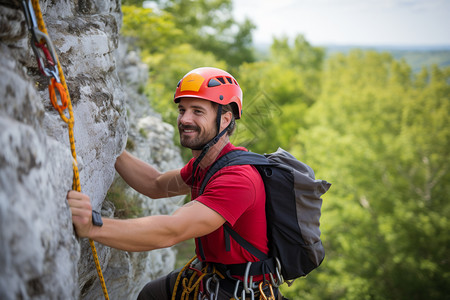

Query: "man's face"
<box><xmin>177</xmin><ymin>97</ymin><xmax>217</xmax><ymax>150</ymax></box>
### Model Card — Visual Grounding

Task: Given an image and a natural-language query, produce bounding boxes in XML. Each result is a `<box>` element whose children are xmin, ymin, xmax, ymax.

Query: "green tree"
<box><xmin>232</xmin><ymin>35</ymin><xmax>324</xmax><ymax>154</ymax></box>
<box><xmin>123</xmin><ymin>0</ymin><xmax>256</xmax><ymax>67</ymax></box>
<box><xmin>121</xmin><ymin>5</ymin><xmax>183</xmax><ymax>55</ymax></box>
<box><xmin>270</xmin><ymin>35</ymin><xmax>324</xmax><ymax>104</ymax></box>
<box><xmin>285</xmin><ymin>50</ymin><xmax>450</xmax><ymax>299</ymax></box>
<box><xmin>122</xmin><ymin>0</ymin><xmax>144</xmax><ymax>5</ymax></box>
<box><xmin>160</xmin><ymin>0</ymin><xmax>256</xmax><ymax>67</ymax></box>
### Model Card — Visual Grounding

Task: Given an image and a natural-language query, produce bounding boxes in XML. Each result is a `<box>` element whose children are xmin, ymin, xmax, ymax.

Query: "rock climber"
<box><xmin>68</xmin><ymin>67</ymin><xmax>283</xmax><ymax>299</ymax></box>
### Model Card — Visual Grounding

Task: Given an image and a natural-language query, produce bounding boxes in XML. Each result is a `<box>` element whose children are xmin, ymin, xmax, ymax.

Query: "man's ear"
<box><xmin>220</xmin><ymin>111</ymin><xmax>232</xmax><ymax>131</ymax></box>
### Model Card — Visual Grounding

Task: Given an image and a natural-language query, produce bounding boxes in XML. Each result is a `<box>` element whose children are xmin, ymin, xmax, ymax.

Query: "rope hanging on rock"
<box><xmin>22</xmin><ymin>1</ymin><xmax>109</xmax><ymax>299</ymax></box>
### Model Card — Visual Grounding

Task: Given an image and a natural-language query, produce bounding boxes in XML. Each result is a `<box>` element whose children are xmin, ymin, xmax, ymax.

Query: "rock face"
<box><xmin>0</xmin><ymin>0</ymin><xmax>184</xmax><ymax>299</ymax></box>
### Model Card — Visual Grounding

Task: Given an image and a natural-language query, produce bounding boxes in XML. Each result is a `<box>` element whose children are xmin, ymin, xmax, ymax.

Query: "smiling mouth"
<box><xmin>179</xmin><ymin>125</ymin><xmax>199</xmax><ymax>134</ymax></box>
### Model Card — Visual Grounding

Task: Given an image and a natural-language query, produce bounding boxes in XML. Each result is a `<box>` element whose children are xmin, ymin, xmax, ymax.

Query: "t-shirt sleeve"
<box><xmin>196</xmin><ymin>165</ymin><xmax>257</xmax><ymax>226</ymax></box>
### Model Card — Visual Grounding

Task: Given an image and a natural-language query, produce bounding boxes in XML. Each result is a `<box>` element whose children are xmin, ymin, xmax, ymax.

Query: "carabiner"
<box><xmin>269</xmin><ymin>257</ymin><xmax>284</xmax><ymax>287</ymax></box>
<box><xmin>258</xmin><ymin>282</ymin><xmax>275</xmax><ymax>300</ymax></box>
<box><xmin>21</xmin><ymin>0</ymin><xmax>38</xmax><ymax>39</ymax></box>
<box><xmin>241</xmin><ymin>287</ymin><xmax>255</xmax><ymax>300</ymax></box>
<box><xmin>205</xmin><ymin>275</ymin><xmax>220</xmax><ymax>300</ymax></box>
<box><xmin>49</xmin><ymin>78</ymin><xmax>68</xmax><ymax>111</ymax></box>
<box><xmin>243</xmin><ymin>262</ymin><xmax>254</xmax><ymax>293</ymax></box>
<box><xmin>233</xmin><ymin>280</ymin><xmax>241</xmax><ymax>300</ymax></box>
<box><xmin>35</xmin><ymin>40</ymin><xmax>55</xmax><ymax>65</ymax></box>
<box><xmin>31</xmin><ymin>29</ymin><xmax>59</xmax><ymax>78</ymax></box>
<box><xmin>22</xmin><ymin>0</ymin><xmax>60</xmax><ymax>79</ymax></box>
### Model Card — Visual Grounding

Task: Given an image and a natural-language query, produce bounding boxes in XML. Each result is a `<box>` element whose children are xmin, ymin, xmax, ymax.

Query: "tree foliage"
<box><xmin>286</xmin><ymin>51</ymin><xmax>450</xmax><ymax>299</ymax></box>
<box><xmin>122</xmin><ymin>0</ymin><xmax>255</xmax><ymax>68</ymax></box>
<box><xmin>231</xmin><ymin>35</ymin><xmax>324</xmax><ymax>154</ymax></box>
<box><xmin>160</xmin><ymin>0</ymin><xmax>256</xmax><ymax>67</ymax></box>
<box><xmin>121</xmin><ymin>5</ymin><xmax>182</xmax><ymax>54</ymax></box>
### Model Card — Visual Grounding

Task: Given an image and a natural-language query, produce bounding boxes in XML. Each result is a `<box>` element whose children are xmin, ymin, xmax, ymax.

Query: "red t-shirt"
<box><xmin>180</xmin><ymin>143</ymin><xmax>268</xmax><ymax>265</ymax></box>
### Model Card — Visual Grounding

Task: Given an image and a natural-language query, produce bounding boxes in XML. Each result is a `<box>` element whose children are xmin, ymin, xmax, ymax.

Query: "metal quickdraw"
<box><xmin>22</xmin><ymin>0</ymin><xmax>57</xmax><ymax>77</ymax></box>
<box><xmin>269</xmin><ymin>258</ymin><xmax>284</xmax><ymax>288</ymax></box>
<box><xmin>205</xmin><ymin>274</ymin><xmax>220</xmax><ymax>300</ymax></box>
<box><xmin>21</xmin><ymin>1</ymin><xmax>109</xmax><ymax>299</ymax></box>
<box><xmin>233</xmin><ymin>262</ymin><xmax>257</xmax><ymax>300</ymax></box>
<box><xmin>230</xmin><ymin>260</ymin><xmax>284</xmax><ymax>300</ymax></box>
<box><xmin>21</xmin><ymin>0</ymin><xmax>68</xmax><ymax>112</ymax></box>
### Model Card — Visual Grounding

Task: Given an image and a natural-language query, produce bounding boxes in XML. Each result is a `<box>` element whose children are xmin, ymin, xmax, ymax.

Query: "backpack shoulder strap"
<box><xmin>197</xmin><ymin>150</ymin><xmax>272</xmax><ymax>262</ymax></box>
<box><xmin>223</xmin><ymin>223</ymin><xmax>267</xmax><ymax>261</ymax></box>
<box><xmin>198</xmin><ymin>150</ymin><xmax>270</xmax><ymax>195</ymax></box>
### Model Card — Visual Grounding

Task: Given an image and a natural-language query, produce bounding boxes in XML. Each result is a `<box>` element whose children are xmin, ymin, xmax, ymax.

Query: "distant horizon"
<box><xmin>233</xmin><ymin>0</ymin><xmax>450</xmax><ymax>50</ymax></box>
<box><xmin>253</xmin><ymin>41</ymin><xmax>450</xmax><ymax>51</ymax></box>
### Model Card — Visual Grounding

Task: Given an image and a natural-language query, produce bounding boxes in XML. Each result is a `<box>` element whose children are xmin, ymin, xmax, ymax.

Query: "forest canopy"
<box><xmin>120</xmin><ymin>1</ymin><xmax>450</xmax><ymax>299</ymax></box>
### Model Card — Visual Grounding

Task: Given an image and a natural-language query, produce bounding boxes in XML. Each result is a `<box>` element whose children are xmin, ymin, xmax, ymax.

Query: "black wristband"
<box><xmin>92</xmin><ymin>210</ymin><xmax>103</xmax><ymax>227</ymax></box>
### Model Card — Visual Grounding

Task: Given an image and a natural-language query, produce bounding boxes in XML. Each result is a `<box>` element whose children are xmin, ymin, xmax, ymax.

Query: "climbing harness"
<box><xmin>21</xmin><ymin>1</ymin><xmax>109</xmax><ymax>299</ymax></box>
<box><xmin>172</xmin><ymin>256</ymin><xmax>226</xmax><ymax>300</ymax></box>
<box><xmin>172</xmin><ymin>257</ymin><xmax>280</xmax><ymax>300</ymax></box>
<box><xmin>232</xmin><ymin>261</ymin><xmax>279</xmax><ymax>300</ymax></box>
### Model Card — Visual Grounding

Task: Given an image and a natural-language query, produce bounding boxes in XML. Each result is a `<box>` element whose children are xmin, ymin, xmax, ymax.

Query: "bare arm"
<box><xmin>115</xmin><ymin>150</ymin><xmax>190</xmax><ymax>198</ymax></box>
<box><xmin>68</xmin><ymin>191</ymin><xmax>225</xmax><ymax>252</ymax></box>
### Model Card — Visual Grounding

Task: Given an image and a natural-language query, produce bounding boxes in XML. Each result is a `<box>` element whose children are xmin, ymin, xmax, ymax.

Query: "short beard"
<box><xmin>178</xmin><ymin>124</ymin><xmax>214</xmax><ymax>150</ymax></box>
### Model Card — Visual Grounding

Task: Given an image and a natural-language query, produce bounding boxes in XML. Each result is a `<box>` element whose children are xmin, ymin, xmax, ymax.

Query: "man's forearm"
<box><xmin>115</xmin><ymin>150</ymin><xmax>163</xmax><ymax>197</ymax></box>
<box><xmin>89</xmin><ymin>215</ymin><xmax>181</xmax><ymax>252</ymax></box>
<box><xmin>69</xmin><ymin>191</ymin><xmax>225</xmax><ymax>253</ymax></box>
<box><xmin>115</xmin><ymin>150</ymin><xmax>190</xmax><ymax>198</ymax></box>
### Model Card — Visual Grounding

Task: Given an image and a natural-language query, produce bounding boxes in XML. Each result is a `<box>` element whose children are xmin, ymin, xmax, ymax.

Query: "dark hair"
<box><xmin>221</xmin><ymin>104</ymin><xmax>236</xmax><ymax>136</ymax></box>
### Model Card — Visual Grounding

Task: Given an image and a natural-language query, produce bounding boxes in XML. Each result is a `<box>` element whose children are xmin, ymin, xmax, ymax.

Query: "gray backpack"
<box><xmin>198</xmin><ymin>148</ymin><xmax>331</xmax><ymax>281</ymax></box>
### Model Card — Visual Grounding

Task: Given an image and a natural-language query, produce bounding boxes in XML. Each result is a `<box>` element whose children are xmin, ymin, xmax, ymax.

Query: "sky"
<box><xmin>232</xmin><ymin>0</ymin><xmax>450</xmax><ymax>47</ymax></box>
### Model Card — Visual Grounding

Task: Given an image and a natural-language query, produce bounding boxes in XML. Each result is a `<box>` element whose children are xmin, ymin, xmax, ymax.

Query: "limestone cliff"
<box><xmin>0</xmin><ymin>0</ymin><xmax>183</xmax><ymax>299</ymax></box>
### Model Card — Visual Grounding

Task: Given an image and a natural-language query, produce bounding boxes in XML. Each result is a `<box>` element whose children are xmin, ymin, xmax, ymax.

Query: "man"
<box><xmin>68</xmin><ymin>67</ymin><xmax>278</xmax><ymax>299</ymax></box>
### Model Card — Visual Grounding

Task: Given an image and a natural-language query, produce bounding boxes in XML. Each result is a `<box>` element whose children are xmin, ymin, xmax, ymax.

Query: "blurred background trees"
<box><xmin>121</xmin><ymin>1</ymin><xmax>450</xmax><ymax>298</ymax></box>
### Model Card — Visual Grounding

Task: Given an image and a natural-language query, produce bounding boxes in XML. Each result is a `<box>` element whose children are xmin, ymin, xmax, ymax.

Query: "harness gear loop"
<box><xmin>22</xmin><ymin>1</ymin><xmax>109</xmax><ymax>299</ymax></box>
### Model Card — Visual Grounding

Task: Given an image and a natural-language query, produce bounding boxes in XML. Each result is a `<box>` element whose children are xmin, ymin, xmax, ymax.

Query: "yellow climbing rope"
<box><xmin>25</xmin><ymin>1</ymin><xmax>109</xmax><ymax>299</ymax></box>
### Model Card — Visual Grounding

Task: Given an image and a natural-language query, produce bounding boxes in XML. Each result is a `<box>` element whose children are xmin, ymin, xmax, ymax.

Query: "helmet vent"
<box><xmin>207</xmin><ymin>76</ymin><xmax>239</xmax><ymax>88</ymax></box>
<box><xmin>207</xmin><ymin>78</ymin><xmax>221</xmax><ymax>87</ymax></box>
<box><xmin>216</xmin><ymin>77</ymin><xmax>226</xmax><ymax>84</ymax></box>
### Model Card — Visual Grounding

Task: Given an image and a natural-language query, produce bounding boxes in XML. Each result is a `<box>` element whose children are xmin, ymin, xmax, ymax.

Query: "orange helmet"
<box><xmin>174</xmin><ymin>67</ymin><xmax>243</xmax><ymax>119</ymax></box>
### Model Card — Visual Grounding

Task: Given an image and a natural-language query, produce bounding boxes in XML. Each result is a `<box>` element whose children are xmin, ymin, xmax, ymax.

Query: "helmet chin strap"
<box><xmin>191</xmin><ymin>105</ymin><xmax>227</xmax><ymax>186</ymax></box>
